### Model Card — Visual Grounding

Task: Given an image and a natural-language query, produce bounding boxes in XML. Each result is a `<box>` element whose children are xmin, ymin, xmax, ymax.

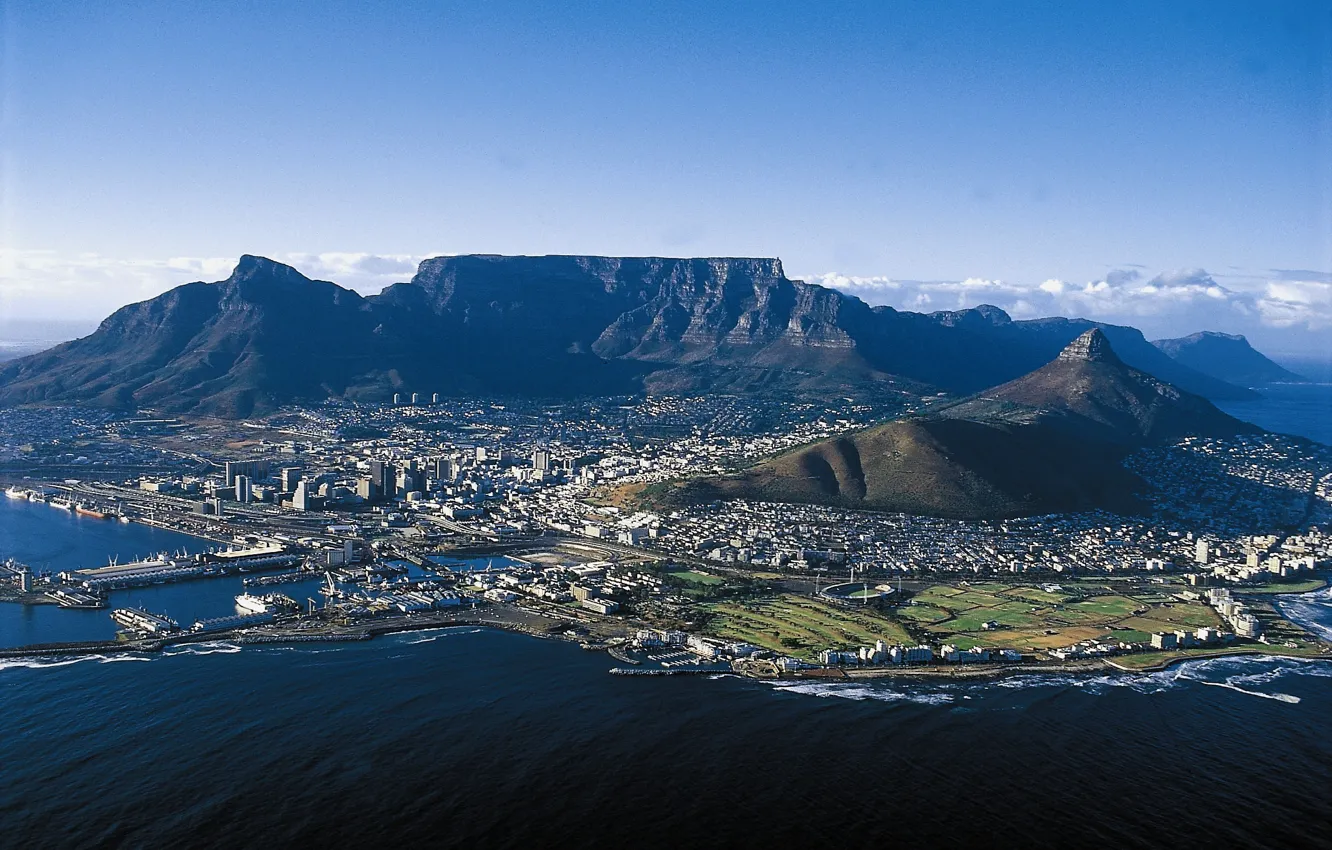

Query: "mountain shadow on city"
<box><xmin>0</xmin><ymin>254</ymin><xmax>1261</xmax><ymax>417</ymax></box>
<box><xmin>659</xmin><ymin>330</ymin><xmax>1262</xmax><ymax>520</ymax></box>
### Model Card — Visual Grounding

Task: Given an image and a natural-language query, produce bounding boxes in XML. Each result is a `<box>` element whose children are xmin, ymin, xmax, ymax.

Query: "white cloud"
<box><xmin>0</xmin><ymin>250</ymin><xmax>448</xmax><ymax>321</ymax></box>
<box><xmin>802</xmin><ymin>273</ymin><xmax>1035</xmax><ymax>311</ymax></box>
<box><xmin>0</xmin><ymin>251</ymin><xmax>235</xmax><ymax>321</ymax></box>
<box><xmin>166</xmin><ymin>256</ymin><xmax>236</xmax><ymax>278</ymax></box>
<box><xmin>1256</xmin><ymin>280</ymin><xmax>1332</xmax><ymax>329</ymax></box>
<box><xmin>802</xmin><ymin>273</ymin><xmax>901</xmax><ymax>296</ymax></box>
<box><xmin>799</xmin><ymin>265</ymin><xmax>1332</xmax><ymax>350</ymax></box>
<box><xmin>284</xmin><ymin>251</ymin><xmax>433</xmax><ymax>287</ymax></box>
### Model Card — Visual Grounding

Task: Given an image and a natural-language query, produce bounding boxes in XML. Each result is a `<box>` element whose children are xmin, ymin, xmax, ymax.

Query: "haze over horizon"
<box><xmin>1</xmin><ymin>1</ymin><xmax>1329</xmax><ymax>355</ymax></box>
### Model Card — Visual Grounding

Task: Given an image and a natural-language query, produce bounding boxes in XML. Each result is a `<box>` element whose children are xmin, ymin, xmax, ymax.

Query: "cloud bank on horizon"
<box><xmin>803</xmin><ymin>266</ymin><xmax>1332</xmax><ymax>355</ymax></box>
<box><xmin>0</xmin><ymin>250</ymin><xmax>437</xmax><ymax>330</ymax></box>
<box><xmin>0</xmin><ymin>249</ymin><xmax>1327</xmax><ymax>357</ymax></box>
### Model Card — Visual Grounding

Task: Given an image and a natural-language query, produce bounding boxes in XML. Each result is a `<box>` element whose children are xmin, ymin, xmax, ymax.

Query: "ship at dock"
<box><xmin>110</xmin><ymin>607</ymin><xmax>180</xmax><ymax>635</ymax></box>
<box><xmin>74</xmin><ymin>504</ymin><xmax>111</xmax><ymax>519</ymax></box>
<box><xmin>235</xmin><ymin>593</ymin><xmax>280</xmax><ymax>615</ymax></box>
<box><xmin>5</xmin><ymin>486</ymin><xmax>28</xmax><ymax>500</ymax></box>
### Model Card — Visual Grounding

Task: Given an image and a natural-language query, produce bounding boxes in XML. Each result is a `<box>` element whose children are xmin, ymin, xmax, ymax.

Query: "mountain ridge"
<box><xmin>0</xmin><ymin>254</ymin><xmax>1263</xmax><ymax>416</ymax></box>
<box><xmin>1152</xmin><ymin>331</ymin><xmax>1304</xmax><ymax>386</ymax></box>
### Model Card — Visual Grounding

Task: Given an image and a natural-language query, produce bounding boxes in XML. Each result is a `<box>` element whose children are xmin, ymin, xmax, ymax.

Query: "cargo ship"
<box><xmin>49</xmin><ymin>497</ymin><xmax>73</xmax><ymax>511</ymax></box>
<box><xmin>5</xmin><ymin>486</ymin><xmax>27</xmax><ymax>500</ymax></box>
<box><xmin>75</xmin><ymin>504</ymin><xmax>110</xmax><ymax>519</ymax></box>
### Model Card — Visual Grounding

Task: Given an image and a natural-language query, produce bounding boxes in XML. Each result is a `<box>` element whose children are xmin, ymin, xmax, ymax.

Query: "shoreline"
<box><xmin>2</xmin><ymin>608</ymin><xmax>1328</xmax><ymax>682</ymax></box>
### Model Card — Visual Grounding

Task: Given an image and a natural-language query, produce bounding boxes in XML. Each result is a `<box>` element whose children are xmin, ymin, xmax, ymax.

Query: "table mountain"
<box><xmin>0</xmin><ymin>254</ymin><xmax>1260</xmax><ymax>416</ymax></box>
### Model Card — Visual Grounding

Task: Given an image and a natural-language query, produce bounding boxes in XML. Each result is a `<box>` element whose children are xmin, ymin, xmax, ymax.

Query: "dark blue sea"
<box><xmin>1</xmin><ymin>610</ymin><xmax>1330</xmax><ymax>848</ymax></box>
<box><xmin>2</xmin><ymin>385</ymin><xmax>1332</xmax><ymax>847</ymax></box>
<box><xmin>1217</xmin><ymin>380</ymin><xmax>1332</xmax><ymax>446</ymax></box>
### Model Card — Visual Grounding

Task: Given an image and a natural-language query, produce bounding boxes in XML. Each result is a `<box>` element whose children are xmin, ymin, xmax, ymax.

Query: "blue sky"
<box><xmin>0</xmin><ymin>1</ymin><xmax>1329</xmax><ymax>355</ymax></box>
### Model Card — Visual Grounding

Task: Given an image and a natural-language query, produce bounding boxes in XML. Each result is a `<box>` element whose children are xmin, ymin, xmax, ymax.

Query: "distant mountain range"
<box><xmin>0</xmin><ymin>254</ymin><xmax>1281</xmax><ymax>417</ymax></box>
<box><xmin>659</xmin><ymin>330</ymin><xmax>1259</xmax><ymax>519</ymax></box>
<box><xmin>1152</xmin><ymin>331</ymin><xmax>1304</xmax><ymax>386</ymax></box>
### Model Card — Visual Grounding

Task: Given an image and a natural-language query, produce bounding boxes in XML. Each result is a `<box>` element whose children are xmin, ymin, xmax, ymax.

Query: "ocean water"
<box><xmin>0</xmin><ymin>495</ymin><xmax>210</xmax><ymax>575</ymax></box>
<box><xmin>1216</xmin><ymin>381</ymin><xmax>1332</xmax><ymax>445</ymax></box>
<box><xmin>1</xmin><ymin>626</ymin><xmax>1330</xmax><ymax>848</ymax></box>
<box><xmin>1</xmin><ymin>402</ymin><xmax>1331</xmax><ymax>846</ymax></box>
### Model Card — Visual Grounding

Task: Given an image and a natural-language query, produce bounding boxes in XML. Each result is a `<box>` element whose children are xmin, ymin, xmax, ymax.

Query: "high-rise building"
<box><xmin>234</xmin><ymin>475</ymin><xmax>252</xmax><ymax>504</ymax></box>
<box><xmin>397</xmin><ymin>470</ymin><xmax>419</xmax><ymax>498</ymax></box>
<box><xmin>368</xmin><ymin>460</ymin><xmax>395</xmax><ymax>497</ymax></box>
<box><xmin>411</xmin><ymin>392</ymin><xmax>420</xmax><ymax>405</ymax></box>
<box><xmin>224</xmin><ymin>460</ymin><xmax>270</xmax><ymax>486</ymax></box>
<box><xmin>532</xmin><ymin>449</ymin><xmax>552</xmax><ymax>472</ymax></box>
<box><xmin>392</xmin><ymin>393</ymin><xmax>402</xmax><ymax>405</ymax></box>
<box><xmin>433</xmin><ymin>457</ymin><xmax>455</xmax><ymax>481</ymax></box>
<box><xmin>280</xmin><ymin>467</ymin><xmax>303</xmax><ymax>494</ymax></box>
<box><xmin>431</xmin><ymin>392</ymin><xmax>439</xmax><ymax>404</ymax></box>
<box><xmin>1195</xmin><ymin>538</ymin><xmax>1210</xmax><ymax>565</ymax></box>
<box><xmin>292</xmin><ymin>481</ymin><xmax>312</xmax><ymax>511</ymax></box>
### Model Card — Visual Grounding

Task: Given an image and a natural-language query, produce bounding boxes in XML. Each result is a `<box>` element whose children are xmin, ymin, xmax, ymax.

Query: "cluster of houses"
<box><xmin>1048</xmin><ymin>624</ymin><xmax>1237</xmax><ymax>661</ymax></box>
<box><xmin>466</xmin><ymin>561</ymin><xmax>664</xmax><ymax>616</ymax></box>
<box><xmin>819</xmin><ymin>640</ymin><xmax>1024</xmax><ymax>667</ymax></box>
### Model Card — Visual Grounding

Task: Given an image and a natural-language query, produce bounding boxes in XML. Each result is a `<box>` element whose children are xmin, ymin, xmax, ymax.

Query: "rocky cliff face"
<box><xmin>0</xmin><ymin>254</ymin><xmax>1262</xmax><ymax>416</ymax></box>
<box><xmin>374</xmin><ymin>254</ymin><xmax>855</xmax><ymax>360</ymax></box>
<box><xmin>1058</xmin><ymin>327</ymin><xmax>1119</xmax><ymax>362</ymax></box>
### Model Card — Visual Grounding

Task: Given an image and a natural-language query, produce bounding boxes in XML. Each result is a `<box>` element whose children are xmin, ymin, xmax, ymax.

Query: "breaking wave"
<box><xmin>0</xmin><ymin>653</ymin><xmax>153</xmax><ymax>672</ymax></box>
<box><xmin>766</xmin><ymin>654</ymin><xmax>1328</xmax><ymax>706</ymax></box>
<box><xmin>1275</xmin><ymin>585</ymin><xmax>1332</xmax><ymax>642</ymax></box>
<box><xmin>162</xmin><ymin>642</ymin><xmax>242</xmax><ymax>657</ymax></box>
<box><xmin>770</xmin><ymin>681</ymin><xmax>956</xmax><ymax>705</ymax></box>
<box><xmin>400</xmin><ymin>627</ymin><xmax>485</xmax><ymax>645</ymax></box>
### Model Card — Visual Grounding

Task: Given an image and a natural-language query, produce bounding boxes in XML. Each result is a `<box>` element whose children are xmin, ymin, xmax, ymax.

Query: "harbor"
<box><xmin>0</xmin><ymin>493</ymin><xmax>600</xmax><ymax>652</ymax></box>
<box><xmin>0</xmin><ymin>495</ymin><xmax>295</xmax><ymax>648</ymax></box>
<box><xmin>1</xmin><ymin>482</ymin><xmax>1328</xmax><ymax>680</ymax></box>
